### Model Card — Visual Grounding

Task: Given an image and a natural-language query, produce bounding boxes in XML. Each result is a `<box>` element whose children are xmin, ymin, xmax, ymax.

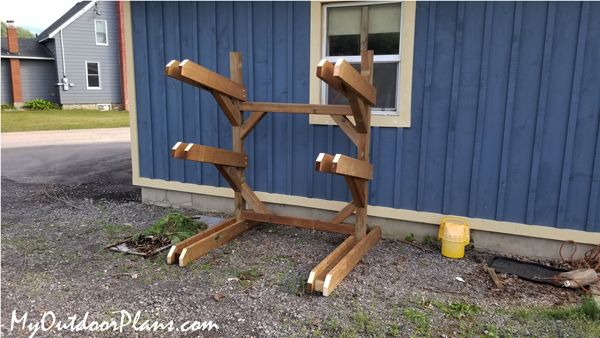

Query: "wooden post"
<box><xmin>230</xmin><ymin>52</ymin><xmax>245</xmax><ymax>220</ymax></box>
<box><xmin>355</xmin><ymin>50</ymin><xmax>373</xmax><ymax>241</ymax></box>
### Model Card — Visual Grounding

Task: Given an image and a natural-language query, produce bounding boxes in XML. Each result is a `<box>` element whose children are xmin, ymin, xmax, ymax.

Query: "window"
<box><xmin>325</xmin><ymin>3</ymin><xmax>401</xmax><ymax>113</ymax></box>
<box><xmin>95</xmin><ymin>19</ymin><xmax>108</xmax><ymax>45</ymax></box>
<box><xmin>309</xmin><ymin>1</ymin><xmax>415</xmax><ymax>128</ymax></box>
<box><xmin>86</xmin><ymin>62</ymin><xmax>101</xmax><ymax>89</ymax></box>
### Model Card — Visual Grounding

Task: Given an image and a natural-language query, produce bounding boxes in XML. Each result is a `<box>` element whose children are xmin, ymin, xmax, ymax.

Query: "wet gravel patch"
<box><xmin>1</xmin><ymin>176</ymin><xmax>597</xmax><ymax>337</ymax></box>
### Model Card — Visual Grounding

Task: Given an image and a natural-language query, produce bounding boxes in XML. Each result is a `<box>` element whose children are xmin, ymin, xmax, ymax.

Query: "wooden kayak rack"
<box><xmin>165</xmin><ymin>50</ymin><xmax>381</xmax><ymax>296</ymax></box>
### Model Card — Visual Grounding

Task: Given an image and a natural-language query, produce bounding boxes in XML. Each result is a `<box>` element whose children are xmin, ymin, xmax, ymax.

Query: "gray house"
<box><xmin>1</xmin><ymin>0</ymin><xmax>125</xmax><ymax>109</ymax></box>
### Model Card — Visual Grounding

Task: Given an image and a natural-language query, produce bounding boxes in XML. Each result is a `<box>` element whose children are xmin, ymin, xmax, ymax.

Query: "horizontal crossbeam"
<box><xmin>239</xmin><ymin>102</ymin><xmax>352</xmax><ymax>115</ymax></box>
<box><xmin>171</xmin><ymin>142</ymin><xmax>247</xmax><ymax>168</ymax></box>
<box><xmin>241</xmin><ymin>211</ymin><xmax>355</xmax><ymax>235</ymax></box>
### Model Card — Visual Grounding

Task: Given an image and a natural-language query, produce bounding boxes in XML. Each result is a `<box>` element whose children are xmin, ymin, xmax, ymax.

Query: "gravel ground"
<box><xmin>1</xmin><ymin>160</ymin><xmax>599</xmax><ymax>337</ymax></box>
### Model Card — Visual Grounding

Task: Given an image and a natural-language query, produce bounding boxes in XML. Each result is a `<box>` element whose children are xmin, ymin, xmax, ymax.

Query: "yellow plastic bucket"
<box><xmin>438</xmin><ymin>216</ymin><xmax>470</xmax><ymax>259</ymax></box>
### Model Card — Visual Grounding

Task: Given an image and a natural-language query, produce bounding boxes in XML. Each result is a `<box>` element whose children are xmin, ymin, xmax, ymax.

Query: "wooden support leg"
<box><xmin>322</xmin><ymin>226</ymin><xmax>381</xmax><ymax>296</ymax></box>
<box><xmin>307</xmin><ymin>236</ymin><xmax>355</xmax><ymax>292</ymax></box>
<box><xmin>308</xmin><ymin>226</ymin><xmax>381</xmax><ymax>296</ymax></box>
<box><xmin>167</xmin><ymin>217</ymin><xmax>237</xmax><ymax>264</ymax></box>
<box><xmin>178</xmin><ymin>219</ymin><xmax>258</xmax><ymax>267</ymax></box>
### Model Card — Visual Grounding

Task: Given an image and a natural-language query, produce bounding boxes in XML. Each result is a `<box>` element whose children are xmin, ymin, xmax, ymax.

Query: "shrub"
<box><xmin>23</xmin><ymin>99</ymin><xmax>57</xmax><ymax>110</ymax></box>
<box><xmin>1</xmin><ymin>103</ymin><xmax>14</xmax><ymax>110</ymax></box>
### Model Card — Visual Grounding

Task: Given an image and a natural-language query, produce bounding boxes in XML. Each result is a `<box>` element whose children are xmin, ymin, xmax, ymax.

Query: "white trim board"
<box><xmin>39</xmin><ymin>0</ymin><xmax>97</xmax><ymax>42</ymax></box>
<box><xmin>122</xmin><ymin>2</ymin><xmax>600</xmax><ymax>247</ymax></box>
<box><xmin>0</xmin><ymin>56</ymin><xmax>55</xmax><ymax>60</ymax></box>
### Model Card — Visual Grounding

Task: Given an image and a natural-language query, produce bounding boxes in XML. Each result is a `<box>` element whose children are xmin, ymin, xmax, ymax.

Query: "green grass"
<box><xmin>1</xmin><ymin>109</ymin><xmax>129</xmax><ymax>132</ymax></box>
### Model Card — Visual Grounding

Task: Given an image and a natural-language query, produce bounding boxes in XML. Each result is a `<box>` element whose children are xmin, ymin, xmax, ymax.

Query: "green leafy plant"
<box><xmin>404</xmin><ymin>233</ymin><xmax>415</xmax><ymax>242</ymax></box>
<box><xmin>138</xmin><ymin>213</ymin><xmax>207</xmax><ymax>244</ymax></box>
<box><xmin>23</xmin><ymin>99</ymin><xmax>58</xmax><ymax>110</ymax></box>
<box><xmin>1</xmin><ymin>103</ymin><xmax>14</xmax><ymax>110</ymax></box>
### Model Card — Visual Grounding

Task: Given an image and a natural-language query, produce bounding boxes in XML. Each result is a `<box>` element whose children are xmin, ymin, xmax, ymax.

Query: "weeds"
<box><xmin>139</xmin><ymin>213</ymin><xmax>206</xmax><ymax>243</ymax></box>
<box><xmin>403</xmin><ymin>308</ymin><xmax>430</xmax><ymax>336</ymax></box>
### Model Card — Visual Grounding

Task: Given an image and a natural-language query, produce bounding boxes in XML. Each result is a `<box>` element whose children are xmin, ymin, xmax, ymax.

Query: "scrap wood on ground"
<box><xmin>107</xmin><ymin>213</ymin><xmax>207</xmax><ymax>257</ymax></box>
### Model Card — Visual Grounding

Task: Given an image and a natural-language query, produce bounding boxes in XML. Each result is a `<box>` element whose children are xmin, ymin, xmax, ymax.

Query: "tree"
<box><xmin>1</xmin><ymin>22</ymin><xmax>35</xmax><ymax>38</ymax></box>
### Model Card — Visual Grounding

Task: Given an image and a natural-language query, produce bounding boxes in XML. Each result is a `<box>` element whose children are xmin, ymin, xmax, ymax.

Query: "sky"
<box><xmin>2</xmin><ymin>0</ymin><xmax>80</xmax><ymax>34</ymax></box>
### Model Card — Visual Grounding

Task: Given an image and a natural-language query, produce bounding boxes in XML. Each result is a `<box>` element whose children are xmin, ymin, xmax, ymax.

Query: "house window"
<box><xmin>95</xmin><ymin>19</ymin><xmax>108</xmax><ymax>45</ymax></box>
<box><xmin>325</xmin><ymin>2</ymin><xmax>401</xmax><ymax>113</ymax></box>
<box><xmin>309</xmin><ymin>1</ymin><xmax>416</xmax><ymax>128</ymax></box>
<box><xmin>86</xmin><ymin>62</ymin><xmax>101</xmax><ymax>89</ymax></box>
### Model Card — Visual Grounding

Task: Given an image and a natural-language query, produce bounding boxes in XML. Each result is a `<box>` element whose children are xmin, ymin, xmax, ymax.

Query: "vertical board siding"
<box><xmin>132</xmin><ymin>1</ymin><xmax>600</xmax><ymax>232</ymax></box>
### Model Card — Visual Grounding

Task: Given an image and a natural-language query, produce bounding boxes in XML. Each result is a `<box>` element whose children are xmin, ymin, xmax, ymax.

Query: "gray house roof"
<box><xmin>37</xmin><ymin>1</ymin><xmax>92</xmax><ymax>42</ymax></box>
<box><xmin>1</xmin><ymin>38</ymin><xmax>54</xmax><ymax>59</ymax></box>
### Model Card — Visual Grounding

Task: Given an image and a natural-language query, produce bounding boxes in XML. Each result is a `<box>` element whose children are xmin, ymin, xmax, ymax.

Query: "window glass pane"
<box><xmin>372</xmin><ymin>62</ymin><xmax>398</xmax><ymax>111</ymax></box>
<box><xmin>87</xmin><ymin>63</ymin><xmax>99</xmax><ymax>75</ymax></box>
<box><xmin>326</xmin><ymin>62</ymin><xmax>398</xmax><ymax>112</ymax></box>
<box><xmin>95</xmin><ymin>21</ymin><xmax>107</xmax><ymax>34</ymax></box>
<box><xmin>95</xmin><ymin>21</ymin><xmax>107</xmax><ymax>44</ymax></box>
<box><xmin>327</xmin><ymin>6</ymin><xmax>361</xmax><ymax>56</ymax></box>
<box><xmin>96</xmin><ymin>32</ymin><xmax>107</xmax><ymax>44</ymax></box>
<box><xmin>368</xmin><ymin>3</ymin><xmax>401</xmax><ymax>54</ymax></box>
<box><xmin>88</xmin><ymin>75</ymin><xmax>99</xmax><ymax>88</ymax></box>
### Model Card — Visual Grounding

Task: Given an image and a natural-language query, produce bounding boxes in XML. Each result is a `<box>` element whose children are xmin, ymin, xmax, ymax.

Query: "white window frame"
<box><xmin>321</xmin><ymin>1</ymin><xmax>402</xmax><ymax>116</ymax></box>
<box><xmin>94</xmin><ymin>19</ymin><xmax>108</xmax><ymax>46</ymax></box>
<box><xmin>85</xmin><ymin>61</ymin><xmax>101</xmax><ymax>89</ymax></box>
<box><xmin>309</xmin><ymin>1</ymin><xmax>415</xmax><ymax>128</ymax></box>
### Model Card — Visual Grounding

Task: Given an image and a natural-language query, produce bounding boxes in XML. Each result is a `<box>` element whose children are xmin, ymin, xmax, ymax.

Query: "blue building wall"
<box><xmin>131</xmin><ymin>1</ymin><xmax>600</xmax><ymax>232</ymax></box>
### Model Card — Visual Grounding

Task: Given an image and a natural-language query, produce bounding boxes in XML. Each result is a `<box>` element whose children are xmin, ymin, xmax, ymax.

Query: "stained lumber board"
<box><xmin>229</xmin><ymin>51</ymin><xmax>246</xmax><ymax>220</ymax></box>
<box><xmin>316</xmin><ymin>59</ymin><xmax>347</xmax><ymax>96</ymax></box>
<box><xmin>307</xmin><ymin>236</ymin><xmax>355</xmax><ymax>292</ymax></box>
<box><xmin>240</xmin><ymin>111</ymin><xmax>267</xmax><ymax>139</ymax></box>
<box><xmin>238</xmin><ymin>102</ymin><xmax>351</xmax><ymax>115</ymax></box>
<box><xmin>354</xmin><ymin>50</ymin><xmax>374</xmax><ymax>240</ymax></box>
<box><xmin>178</xmin><ymin>219</ymin><xmax>258</xmax><ymax>267</ymax></box>
<box><xmin>166</xmin><ymin>217</ymin><xmax>237</xmax><ymax>264</ymax></box>
<box><xmin>212</xmin><ymin>91</ymin><xmax>242</xmax><ymax>126</ymax></box>
<box><xmin>178</xmin><ymin>59</ymin><xmax>247</xmax><ymax>101</ymax></box>
<box><xmin>332</xmin><ymin>154</ymin><xmax>373</xmax><ymax>180</ymax></box>
<box><xmin>329</xmin><ymin>202</ymin><xmax>357</xmax><ymax>224</ymax></box>
<box><xmin>220</xmin><ymin>166</ymin><xmax>269</xmax><ymax>214</ymax></box>
<box><xmin>331</xmin><ymin>115</ymin><xmax>359</xmax><ymax>146</ymax></box>
<box><xmin>241</xmin><ymin>211</ymin><xmax>355</xmax><ymax>235</ymax></box>
<box><xmin>321</xmin><ymin>226</ymin><xmax>381</xmax><ymax>296</ymax></box>
<box><xmin>315</xmin><ymin>153</ymin><xmax>372</xmax><ymax>180</ymax></box>
<box><xmin>171</xmin><ymin>142</ymin><xmax>247</xmax><ymax>168</ymax></box>
<box><xmin>333</xmin><ymin>59</ymin><xmax>376</xmax><ymax>105</ymax></box>
<box><xmin>345</xmin><ymin>176</ymin><xmax>366</xmax><ymax>208</ymax></box>
<box><xmin>315</xmin><ymin>153</ymin><xmax>335</xmax><ymax>172</ymax></box>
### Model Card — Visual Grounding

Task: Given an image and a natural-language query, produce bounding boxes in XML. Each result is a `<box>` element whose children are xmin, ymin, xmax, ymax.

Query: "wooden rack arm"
<box><xmin>165</xmin><ymin>59</ymin><xmax>248</xmax><ymax>101</ymax></box>
<box><xmin>315</xmin><ymin>153</ymin><xmax>372</xmax><ymax>181</ymax></box>
<box><xmin>316</xmin><ymin>59</ymin><xmax>347</xmax><ymax>96</ymax></box>
<box><xmin>239</xmin><ymin>102</ymin><xmax>352</xmax><ymax>116</ymax></box>
<box><xmin>333</xmin><ymin>59</ymin><xmax>376</xmax><ymax>105</ymax></box>
<box><xmin>171</xmin><ymin>142</ymin><xmax>247</xmax><ymax>168</ymax></box>
<box><xmin>332</xmin><ymin>154</ymin><xmax>373</xmax><ymax>180</ymax></box>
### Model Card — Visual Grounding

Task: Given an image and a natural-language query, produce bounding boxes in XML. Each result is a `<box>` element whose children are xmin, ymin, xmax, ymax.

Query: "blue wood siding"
<box><xmin>131</xmin><ymin>1</ymin><xmax>600</xmax><ymax>232</ymax></box>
